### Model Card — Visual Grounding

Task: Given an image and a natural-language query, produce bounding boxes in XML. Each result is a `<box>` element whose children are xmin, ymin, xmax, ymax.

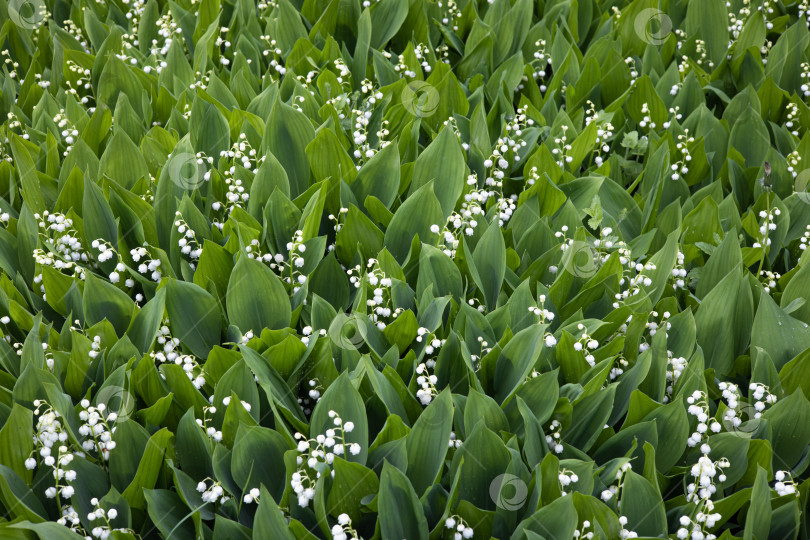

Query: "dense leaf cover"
<box><xmin>1</xmin><ymin>0</ymin><xmax>810</xmax><ymax>538</ymax></box>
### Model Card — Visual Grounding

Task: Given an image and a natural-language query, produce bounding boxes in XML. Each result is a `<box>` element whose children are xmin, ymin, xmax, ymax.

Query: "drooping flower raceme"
<box><xmin>291</xmin><ymin>411</ymin><xmax>361</xmax><ymax>508</ymax></box>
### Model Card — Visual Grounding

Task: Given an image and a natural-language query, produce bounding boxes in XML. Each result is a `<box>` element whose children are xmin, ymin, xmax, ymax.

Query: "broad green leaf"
<box><xmin>226</xmin><ymin>255</ymin><xmax>291</xmax><ymax>332</ymax></box>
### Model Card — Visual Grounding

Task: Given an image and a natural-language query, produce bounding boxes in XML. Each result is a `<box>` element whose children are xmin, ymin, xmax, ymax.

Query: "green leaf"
<box><xmin>310</xmin><ymin>373</ymin><xmax>368</xmax><ymax>465</ymax></box>
<box><xmin>122</xmin><ymin>428</ymin><xmax>173</xmax><ymax>509</ymax></box>
<box><xmin>406</xmin><ymin>389</ymin><xmax>453</xmax><ymax>495</ymax></box>
<box><xmin>263</xmin><ymin>102</ymin><xmax>314</xmax><ymax>198</ymax></box>
<box><xmin>231</xmin><ymin>425</ymin><xmax>289</xmax><ymax>501</ymax></box>
<box><xmin>351</xmin><ymin>141</ymin><xmax>400</xmax><ymax>209</ymax></box>
<box><xmin>384</xmin><ymin>182</ymin><xmax>443</xmax><ymax>262</ymax></box>
<box><xmin>83</xmin><ymin>273</ymin><xmax>135</xmax><ymax>336</ymax></box>
<box><xmin>744</xmin><ymin>466</ymin><xmax>771</xmax><ymax>540</ymax></box>
<box><xmin>620</xmin><ymin>470</ymin><xmax>667</xmax><ymax>537</ymax></box>
<box><xmin>83</xmin><ymin>179</ymin><xmax>118</xmax><ymax>252</ymax></box>
<box><xmin>471</xmin><ymin>224</ymin><xmax>506</xmax><ymax>312</ymax></box>
<box><xmin>226</xmin><ymin>255</ymin><xmax>291</xmax><ymax>332</ymax></box>
<box><xmin>752</xmin><ymin>293</ymin><xmax>810</xmax><ymax>371</ymax></box>
<box><xmin>378</xmin><ymin>461</ymin><xmax>429</xmax><ymax>540</ymax></box>
<box><xmin>166</xmin><ymin>279</ymin><xmax>221</xmax><ymax>359</ymax></box>
<box><xmin>408</xmin><ymin>126</ymin><xmax>465</xmax><ymax>219</ymax></box>
<box><xmin>144</xmin><ymin>489</ymin><xmax>196</xmax><ymax>540</ymax></box>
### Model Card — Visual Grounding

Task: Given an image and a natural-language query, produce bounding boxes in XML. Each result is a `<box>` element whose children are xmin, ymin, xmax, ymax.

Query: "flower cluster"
<box><xmin>260</xmin><ymin>36</ymin><xmax>286</xmax><ymax>76</ymax></box>
<box><xmin>573</xmin><ymin>324</ymin><xmax>599</xmax><ymax>367</ymax></box>
<box><xmin>774</xmin><ymin>470</ymin><xmax>799</xmax><ymax>497</ymax></box>
<box><xmin>78</xmin><ymin>399</ymin><xmax>119</xmax><ymax>460</ymax></box>
<box><xmin>752</xmin><ymin>207</ymin><xmax>780</xmax><ymax>250</ymax></box>
<box><xmin>444</xmin><ymin>515</ymin><xmax>474</xmax><ymax>539</ymax></box>
<box><xmin>87</xmin><ymin>497</ymin><xmax>129</xmax><ymax>539</ymax></box>
<box><xmin>52</xmin><ymin>111</ymin><xmax>80</xmax><ymax>156</ymax></box>
<box><xmin>33</xmin><ymin>212</ymin><xmax>92</xmax><ymax>280</ymax></box>
<box><xmin>175</xmin><ymin>214</ymin><xmax>203</xmax><ymax>266</ymax></box>
<box><xmin>413</xmin><ymin>43</ymin><xmax>433</xmax><ymax>74</ymax></box>
<box><xmin>686</xmin><ymin>391</ymin><xmax>721</xmax><ymax>452</ymax></box>
<box><xmin>601</xmin><ymin>461</ymin><xmax>632</xmax><ymax>502</ymax></box>
<box><xmin>151</xmin><ymin>321</ymin><xmax>181</xmax><ymax>363</ymax></box>
<box><xmin>332</xmin><ymin>513</ymin><xmax>361</xmax><ymax>540</ymax></box>
<box><xmin>801</xmin><ymin>62</ymin><xmax>810</xmax><ymax>97</ymax></box>
<box><xmin>680</xmin><ymin>391</ymin><xmax>731</xmax><ymax>540</ymax></box>
<box><xmin>545</xmin><ymin>419</ymin><xmax>564</xmax><ymax>454</ymax></box>
<box><xmin>671</xmin><ymin>250</ymin><xmax>688</xmax><ymax>289</ymax></box>
<box><xmin>615</xmin><ymin>256</ymin><xmax>658</xmax><ymax>310</ymax></box>
<box><xmin>217</xmin><ymin>134</ymin><xmax>260</xmax><ymax>212</ymax></box>
<box><xmin>785</xmin><ymin>103</ymin><xmax>801</xmax><ymax>137</ymax></box>
<box><xmin>720</xmin><ymin>382</ymin><xmax>777</xmax><ymax>428</ymax></box>
<box><xmin>196</xmin><ymin>478</ymin><xmax>230</xmax><ymax>504</ymax></box>
<box><xmin>531</xmin><ymin>39</ymin><xmax>551</xmax><ymax>89</ymax></box>
<box><xmin>550</xmin><ymin>125</ymin><xmax>573</xmax><ymax>168</ymax></box>
<box><xmin>221</xmin><ymin>397</ymin><xmax>251</xmax><ymax>416</ymax></box>
<box><xmin>471</xmin><ymin>335</ymin><xmax>493</xmax><ymax>371</ymax></box>
<box><xmin>195</xmin><ymin>406</ymin><xmax>223</xmax><ymax>442</ymax></box>
<box><xmin>679</xmin><ymin>455</ymin><xmax>729</xmax><ymax>539</ymax></box>
<box><xmin>574</xmin><ymin>520</ymin><xmax>596</xmax><ymax>539</ymax></box>
<box><xmin>416</xmin><ymin>327</ymin><xmax>445</xmax><ymax>356</ymax></box>
<box><xmin>670</xmin><ymin>132</ymin><xmax>694</xmax><ymax>181</ymax></box>
<box><xmin>664</xmin><ymin>353</ymin><xmax>688</xmax><ymax>402</ymax></box>
<box><xmin>93</xmin><ymin>240</ymin><xmax>130</xmax><ymax>285</ymax></box>
<box><xmin>662</xmin><ymin>106</ymin><xmax>683</xmax><ymax>130</ymax></box>
<box><xmin>585</xmin><ymin>107</ymin><xmax>615</xmax><ymax>167</ymax></box>
<box><xmin>638</xmin><ymin>103</ymin><xmax>657</xmax><ymax>130</ymax></box>
<box><xmin>558</xmin><ymin>468</ymin><xmax>579</xmax><ymax>495</ymax></box>
<box><xmin>348</xmin><ymin>260</ymin><xmax>400</xmax><ymax>329</ymax></box>
<box><xmin>130</xmin><ymin>245</ymin><xmax>163</xmax><ymax>283</ymax></box>
<box><xmin>727</xmin><ymin>0</ymin><xmax>753</xmax><ymax>40</ymax></box>
<box><xmin>29</xmin><ymin>401</ymin><xmax>76</xmax><ymax>500</ymax></box>
<box><xmin>759</xmin><ymin>270</ymin><xmax>780</xmax><ymax>294</ymax></box>
<box><xmin>529</xmin><ymin>295</ymin><xmax>557</xmax><ymax>325</ymax></box>
<box><xmin>609</xmin><ymin>356</ymin><xmax>630</xmax><ymax>381</ymax></box>
<box><xmin>415</xmin><ymin>362</ymin><xmax>439</xmax><ymax>405</ymax></box>
<box><xmin>300</xmin><ymin>326</ymin><xmax>327</xmax><ymax>347</ymax></box>
<box><xmin>298</xmin><ymin>378</ymin><xmax>323</xmax><ymax>416</ymax></box>
<box><xmin>624</xmin><ymin>57</ymin><xmax>639</xmax><ymax>83</ymax></box>
<box><xmin>484</xmin><ymin>108</ymin><xmax>531</xmax><ymax>185</ymax></box>
<box><xmin>351</xmin><ymin>83</ymin><xmax>387</xmax><ymax>166</ymax></box>
<box><xmin>801</xmin><ymin>225</ymin><xmax>810</xmax><ymax>251</ymax></box>
<box><xmin>266</xmin><ymin>230</ymin><xmax>308</xmax><ymax>294</ymax></box>
<box><xmin>242</xmin><ymin>487</ymin><xmax>261</xmax><ymax>504</ymax></box>
<box><xmin>434</xmin><ymin>188</ymin><xmax>484</xmax><ymax>255</ymax></box>
<box><xmin>328</xmin><ymin>208</ymin><xmax>350</xmax><ymax>236</ymax></box>
<box><xmin>646</xmin><ymin>311</ymin><xmax>671</xmax><ymax>338</ymax></box>
<box><xmin>292</xmin><ymin>411</ymin><xmax>360</xmax><ymax>507</ymax></box>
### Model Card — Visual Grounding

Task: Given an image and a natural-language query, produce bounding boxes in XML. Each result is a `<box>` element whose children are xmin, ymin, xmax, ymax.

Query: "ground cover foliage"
<box><xmin>1</xmin><ymin>0</ymin><xmax>810</xmax><ymax>538</ymax></box>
